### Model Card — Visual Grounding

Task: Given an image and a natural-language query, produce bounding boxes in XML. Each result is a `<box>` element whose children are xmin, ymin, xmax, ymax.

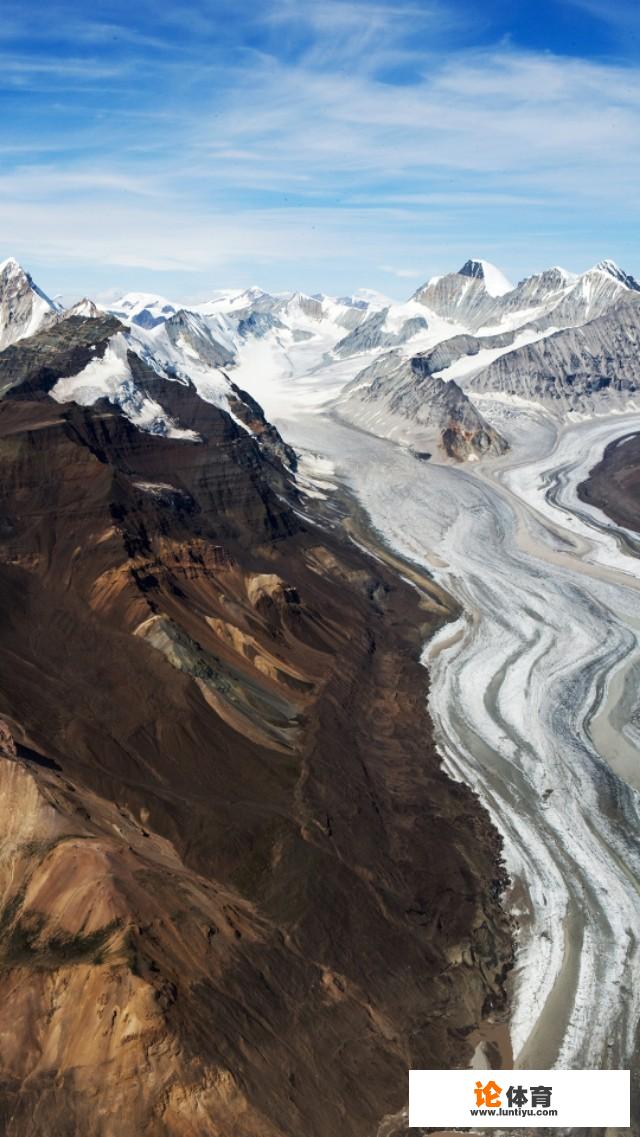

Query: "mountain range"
<box><xmin>0</xmin><ymin>248</ymin><xmax>638</xmax><ymax>1134</ymax></box>
<box><xmin>3</xmin><ymin>252</ymin><xmax>637</xmax><ymax>466</ymax></box>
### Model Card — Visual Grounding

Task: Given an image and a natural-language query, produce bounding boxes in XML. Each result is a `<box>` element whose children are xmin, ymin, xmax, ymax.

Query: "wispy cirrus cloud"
<box><xmin>0</xmin><ymin>0</ymin><xmax>638</xmax><ymax>298</ymax></box>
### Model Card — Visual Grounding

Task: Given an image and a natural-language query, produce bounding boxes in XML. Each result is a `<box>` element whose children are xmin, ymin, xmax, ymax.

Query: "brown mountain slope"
<box><xmin>0</xmin><ymin>318</ymin><xmax>513</xmax><ymax>1136</ymax></box>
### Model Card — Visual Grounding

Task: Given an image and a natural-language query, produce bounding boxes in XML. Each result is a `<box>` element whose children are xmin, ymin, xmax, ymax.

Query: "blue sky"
<box><xmin>1</xmin><ymin>0</ymin><xmax>639</xmax><ymax>301</ymax></box>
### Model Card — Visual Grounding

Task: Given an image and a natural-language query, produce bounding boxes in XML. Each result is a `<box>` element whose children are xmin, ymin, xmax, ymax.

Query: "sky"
<box><xmin>1</xmin><ymin>0</ymin><xmax>639</xmax><ymax>302</ymax></box>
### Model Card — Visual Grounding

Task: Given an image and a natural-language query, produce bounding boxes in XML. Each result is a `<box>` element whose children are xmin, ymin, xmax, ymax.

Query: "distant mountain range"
<box><xmin>2</xmin><ymin>252</ymin><xmax>639</xmax><ymax>461</ymax></box>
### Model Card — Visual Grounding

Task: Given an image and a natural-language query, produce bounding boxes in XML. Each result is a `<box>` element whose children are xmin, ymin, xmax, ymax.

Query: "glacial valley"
<box><xmin>0</xmin><ymin>252</ymin><xmax>638</xmax><ymax>1135</ymax></box>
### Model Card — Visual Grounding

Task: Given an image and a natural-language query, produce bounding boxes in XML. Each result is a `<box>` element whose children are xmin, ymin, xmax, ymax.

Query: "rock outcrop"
<box><xmin>578</xmin><ymin>430</ymin><xmax>640</xmax><ymax>534</ymax></box>
<box><xmin>336</xmin><ymin>350</ymin><xmax>509</xmax><ymax>460</ymax></box>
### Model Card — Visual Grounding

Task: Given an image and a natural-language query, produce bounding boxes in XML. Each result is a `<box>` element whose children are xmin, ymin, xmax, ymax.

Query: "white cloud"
<box><xmin>0</xmin><ymin>0</ymin><xmax>639</xmax><ymax>292</ymax></box>
<box><xmin>199</xmin><ymin>48</ymin><xmax>640</xmax><ymax>200</ymax></box>
<box><xmin>0</xmin><ymin>166</ymin><xmax>158</xmax><ymax>198</ymax></box>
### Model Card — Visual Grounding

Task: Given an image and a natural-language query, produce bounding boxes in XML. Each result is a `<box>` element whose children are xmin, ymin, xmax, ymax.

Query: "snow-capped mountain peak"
<box><xmin>106</xmin><ymin>292</ymin><xmax>179</xmax><ymax>329</ymax></box>
<box><xmin>0</xmin><ymin>256</ymin><xmax>22</xmax><ymax>276</ymax></box>
<box><xmin>593</xmin><ymin>259</ymin><xmax>640</xmax><ymax>292</ymax></box>
<box><xmin>458</xmin><ymin>259</ymin><xmax>513</xmax><ymax>297</ymax></box>
<box><xmin>0</xmin><ymin>256</ymin><xmax>59</xmax><ymax>349</ymax></box>
<box><xmin>65</xmin><ymin>298</ymin><xmax>101</xmax><ymax>319</ymax></box>
<box><xmin>3</xmin><ymin>254</ymin><xmax>640</xmax><ymax>452</ymax></box>
<box><xmin>541</xmin><ymin>266</ymin><xmax>577</xmax><ymax>284</ymax></box>
<box><xmin>194</xmin><ymin>286</ymin><xmax>273</xmax><ymax>316</ymax></box>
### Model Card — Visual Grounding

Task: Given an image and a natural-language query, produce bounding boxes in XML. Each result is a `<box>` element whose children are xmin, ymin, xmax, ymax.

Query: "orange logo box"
<box><xmin>475</xmin><ymin>1081</ymin><xmax>502</xmax><ymax>1108</ymax></box>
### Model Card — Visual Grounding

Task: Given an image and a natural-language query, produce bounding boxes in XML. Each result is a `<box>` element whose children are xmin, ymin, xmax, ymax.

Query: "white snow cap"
<box><xmin>65</xmin><ymin>298</ymin><xmax>100</xmax><ymax>318</ymax></box>
<box><xmin>0</xmin><ymin>256</ymin><xmax>22</xmax><ymax>275</ymax></box>
<box><xmin>459</xmin><ymin>259</ymin><xmax>513</xmax><ymax>297</ymax></box>
<box><xmin>595</xmin><ymin>258</ymin><xmax>620</xmax><ymax>273</ymax></box>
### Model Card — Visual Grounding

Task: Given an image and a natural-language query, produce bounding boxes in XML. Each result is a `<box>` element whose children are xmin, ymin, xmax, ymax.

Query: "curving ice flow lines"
<box><xmin>291</xmin><ymin>412</ymin><xmax>640</xmax><ymax>1074</ymax></box>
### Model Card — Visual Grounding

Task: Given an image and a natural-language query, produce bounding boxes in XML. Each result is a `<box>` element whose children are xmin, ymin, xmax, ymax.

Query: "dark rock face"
<box><xmin>578</xmin><ymin>431</ymin><xmax>640</xmax><ymax>534</ymax></box>
<box><xmin>0</xmin><ymin>317</ymin><xmax>513</xmax><ymax>1136</ymax></box>
<box><xmin>130</xmin><ymin>307</ymin><xmax>167</xmax><ymax>328</ymax></box>
<box><xmin>227</xmin><ymin>378</ymin><xmax>298</xmax><ymax>470</ymax></box>
<box><xmin>0</xmin><ymin>313</ymin><xmax>122</xmax><ymax>399</ymax></box>
<box><xmin>459</xmin><ymin>258</ymin><xmax>487</xmax><ymax>282</ymax></box>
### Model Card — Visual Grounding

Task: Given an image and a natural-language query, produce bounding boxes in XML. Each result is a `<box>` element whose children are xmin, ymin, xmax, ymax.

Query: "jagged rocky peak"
<box><xmin>410</xmin><ymin>254</ymin><xmax>640</xmax><ymax>337</ymax></box>
<box><xmin>593</xmin><ymin>258</ymin><xmax>640</xmax><ymax>292</ymax></box>
<box><xmin>493</xmin><ymin>265</ymin><xmax>578</xmax><ymax>317</ymax></box>
<box><xmin>411</xmin><ymin>260</ymin><xmax>510</xmax><ymax>329</ymax></box>
<box><xmin>508</xmin><ymin>265</ymin><xmax>572</xmax><ymax>292</ymax></box>
<box><xmin>0</xmin><ymin>256</ymin><xmax>59</xmax><ymax>349</ymax></box>
<box><xmin>0</xmin><ymin>302</ymin><xmax>293</xmax><ymax>470</ymax></box>
<box><xmin>64</xmin><ymin>297</ymin><xmax>101</xmax><ymax>319</ymax></box>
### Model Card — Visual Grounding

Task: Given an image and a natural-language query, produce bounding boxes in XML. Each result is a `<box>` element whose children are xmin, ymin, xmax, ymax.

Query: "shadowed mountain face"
<box><xmin>0</xmin><ymin>313</ymin><xmax>122</xmax><ymax>398</ymax></box>
<box><xmin>0</xmin><ymin>316</ymin><xmax>513</xmax><ymax>1136</ymax></box>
